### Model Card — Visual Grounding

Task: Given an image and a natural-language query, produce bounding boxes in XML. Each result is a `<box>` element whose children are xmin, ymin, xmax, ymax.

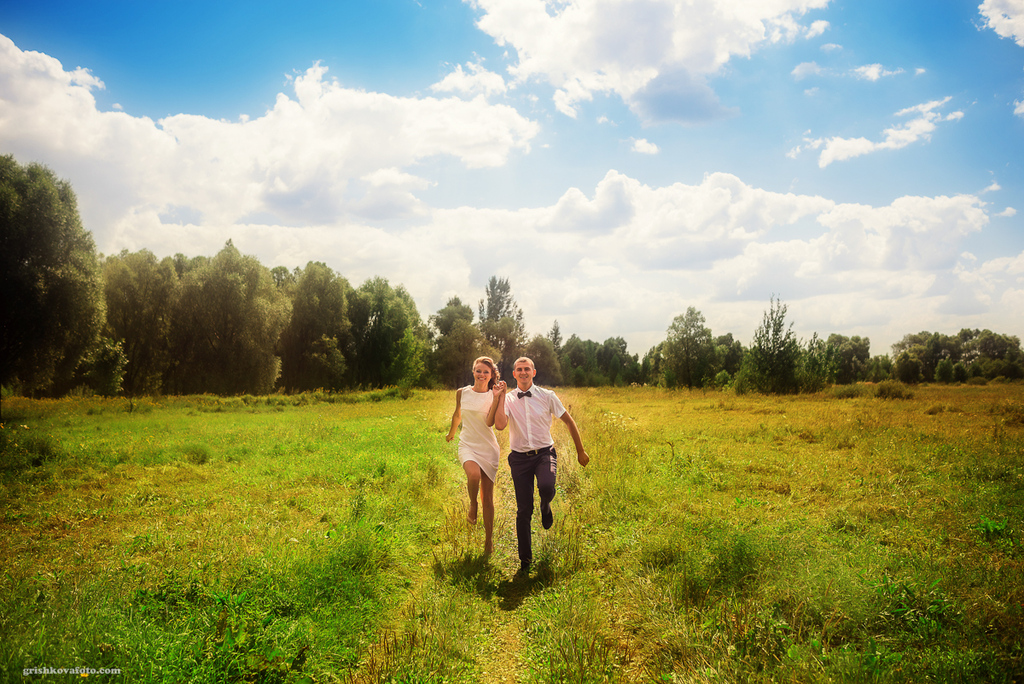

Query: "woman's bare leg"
<box><xmin>481</xmin><ymin>472</ymin><xmax>495</xmax><ymax>554</ymax></box>
<box><xmin>462</xmin><ymin>461</ymin><xmax>481</xmax><ymax>524</ymax></box>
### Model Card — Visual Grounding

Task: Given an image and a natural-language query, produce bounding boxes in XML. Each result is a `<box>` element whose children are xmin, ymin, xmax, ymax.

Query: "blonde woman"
<box><xmin>446</xmin><ymin>356</ymin><xmax>501</xmax><ymax>554</ymax></box>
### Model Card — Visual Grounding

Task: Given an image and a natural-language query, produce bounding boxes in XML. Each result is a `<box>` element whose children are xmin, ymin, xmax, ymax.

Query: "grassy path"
<box><xmin>348</xmin><ymin>434</ymin><xmax>544</xmax><ymax>683</ymax></box>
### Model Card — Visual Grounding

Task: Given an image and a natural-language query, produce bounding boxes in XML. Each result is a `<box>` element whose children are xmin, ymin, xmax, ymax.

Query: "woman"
<box><xmin>446</xmin><ymin>356</ymin><xmax>501</xmax><ymax>554</ymax></box>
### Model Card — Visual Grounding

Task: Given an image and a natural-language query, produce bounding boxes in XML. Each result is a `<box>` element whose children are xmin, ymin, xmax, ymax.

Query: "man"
<box><xmin>487</xmin><ymin>356</ymin><xmax>589</xmax><ymax>574</ymax></box>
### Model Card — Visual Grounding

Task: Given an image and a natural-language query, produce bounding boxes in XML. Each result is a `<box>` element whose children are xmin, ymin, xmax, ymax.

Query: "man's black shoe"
<box><xmin>542</xmin><ymin>505</ymin><xmax>553</xmax><ymax>530</ymax></box>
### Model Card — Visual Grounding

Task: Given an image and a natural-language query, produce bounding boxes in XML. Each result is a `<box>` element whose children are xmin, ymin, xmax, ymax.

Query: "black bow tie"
<box><xmin>518</xmin><ymin>390</ymin><xmax>532</xmax><ymax>398</ymax></box>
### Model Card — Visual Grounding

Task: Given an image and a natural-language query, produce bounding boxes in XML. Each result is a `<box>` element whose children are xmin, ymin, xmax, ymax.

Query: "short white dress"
<box><xmin>457</xmin><ymin>386</ymin><xmax>501</xmax><ymax>483</ymax></box>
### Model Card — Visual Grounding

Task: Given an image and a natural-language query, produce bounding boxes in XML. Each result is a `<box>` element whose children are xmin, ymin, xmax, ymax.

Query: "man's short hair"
<box><xmin>513</xmin><ymin>357</ymin><xmax>535</xmax><ymax>369</ymax></box>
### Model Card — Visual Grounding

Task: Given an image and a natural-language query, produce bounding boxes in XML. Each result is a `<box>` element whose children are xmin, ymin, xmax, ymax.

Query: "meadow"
<box><xmin>0</xmin><ymin>383</ymin><xmax>1021</xmax><ymax>683</ymax></box>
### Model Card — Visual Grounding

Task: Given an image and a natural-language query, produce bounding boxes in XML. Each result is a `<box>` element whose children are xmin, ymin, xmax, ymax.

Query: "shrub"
<box><xmin>875</xmin><ymin>380</ymin><xmax>914</xmax><ymax>400</ymax></box>
<box><xmin>832</xmin><ymin>384</ymin><xmax>866</xmax><ymax>399</ymax></box>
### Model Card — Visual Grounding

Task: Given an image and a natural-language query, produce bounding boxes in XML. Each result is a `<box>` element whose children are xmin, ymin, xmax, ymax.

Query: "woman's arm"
<box><xmin>446</xmin><ymin>389</ymin><xmax>463</xmax><ymax>442</ymax></box>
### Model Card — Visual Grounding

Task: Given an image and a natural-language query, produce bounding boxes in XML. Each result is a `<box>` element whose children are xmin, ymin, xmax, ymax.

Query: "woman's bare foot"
<box><xmin>467</xmin><ymin>501</ymin><xmax>478</xmax><ymax>524</ymax></box>
<box><xmin>484</xmin><ymin>539</ymin><xmax>493</xmax><ymax>555</ymax></box>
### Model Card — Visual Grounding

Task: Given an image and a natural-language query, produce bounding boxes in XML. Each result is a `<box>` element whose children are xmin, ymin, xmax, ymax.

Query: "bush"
<box><xmin>832</xmin><ymin>384</ymin><xmax>867</xmax><ymax>399</ymax></box>
<box><xmin>875</xmin><ymin>380</ymin><xmax>915</xmax><ymax>400</ymax></box>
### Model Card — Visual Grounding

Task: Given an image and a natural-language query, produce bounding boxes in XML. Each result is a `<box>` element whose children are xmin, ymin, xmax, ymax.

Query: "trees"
<box><xmin>103</xmin><ymin>249</ymin><xmax>179</xmax><ymax>396</ymax></box>
<box><xmin>428</xmin><ymin>297</ymin><xmax>492</xmax><ymax>388</ymax></box>
<box><xmin>277</xmin><ymin>262</ymin><xmax>352</xmax><ymax>392</ymax></box>
<box><xmin>664</xmin><ymin>308</ymin><xmax>715</xmax><ymax>388</ymax></box>
<box><xmin>548</xmin><ymin>320</ymin><xmax>563</xmax><ymax>355</ymax></box>
<box><xmin>828</xmin><ymin>334</ymin><xmax>871</xmax><ymax>384</ymax></box>
<box><xmin>714</xmin><ymin>333</ymin><xmax>745</xmax><ymax>379</ymax></box>
<box><xmin>741</xmin><ymin>297</ymin><xmax>801</xmax><ymax>394</ymax></box>
<box><xmin>524</xmin><ymin>335</ymin><xmax>563</xmax><ymax>386</ymax></box>
<box><xmin>1</xmin><ymin>155</ymin><xmax>105</xmax><ymax>395</ymax></box>
<box><xmin>349</xmin><ymin>277</ymin><xmax>425</xmax><ymax>388</ymax></box>
<box><xmin>798</xmin><ymin>333</ymin><xmax>838</xmax><ymax>392</ymax></box>
<box><xmin>166</xmin><ymin>241</ymin><xmax>291</xmax><ymax>395</ymax></box>
<box><xmin>478</xmin><ymin>276</ymin><xmax>527</xmax><ymax>378</ymax></box>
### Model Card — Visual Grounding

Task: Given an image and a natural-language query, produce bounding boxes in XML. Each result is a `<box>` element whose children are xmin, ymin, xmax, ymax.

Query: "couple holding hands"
<box><xmin>446</xmin><ymin>356</ymin><xmax>589</xmax><ymax>575</ymax></box>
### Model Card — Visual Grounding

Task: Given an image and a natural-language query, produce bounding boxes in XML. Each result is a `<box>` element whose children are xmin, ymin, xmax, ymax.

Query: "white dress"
<box><xmin>457</xmin><ymin>386</ymin><xmax>501</xmax><ymax>483</ymax></box>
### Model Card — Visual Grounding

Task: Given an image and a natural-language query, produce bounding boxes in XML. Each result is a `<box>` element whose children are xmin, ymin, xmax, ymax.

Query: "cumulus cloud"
<box><xmin>469</xmin><ymin>0</ymin><xmax>830</xmax><ymax>121</ymax></box>
<box><xmin>792</xmin><ymin>61</ymin><xmax>823</xmax><ymax>79</ymax></box>
<box><xmin>418</xmin><ymin>170</ymin><xmax>1010</xmax><ymax>351</ymax></box>
<box><xmin>632</xmin><ymin>138</ymin><xmax>660</xmax><ymax>154</ymax></box>
<box><xmin>431</xmin><ymin>60</ymin><xmax>508</xmax><ymax>97</ymax></box>
<box><xmin>791</xmin><ymin>97</ymin><xmax>964</xmax><ymax>167</ymax></box>
<box><xmin>979</xmin><ymin>0</ymin><xmax>1024</xmax><ymax>46</ymax></box>
<box><xmin>852</xmin><ymin>64</ymin><xmax>905</xmax><ymax>81</ymax></box>
<box><xmin>0</xmin><ymin>35</ymin><xmax>538</xmax><ymax>230</ymax></box>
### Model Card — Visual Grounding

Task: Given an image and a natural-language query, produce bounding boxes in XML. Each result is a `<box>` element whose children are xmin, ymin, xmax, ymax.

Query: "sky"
<box><xmin>1</xmin><ymin>0</ymin><xmax>1022</xmax><ymax>359</ymax></box>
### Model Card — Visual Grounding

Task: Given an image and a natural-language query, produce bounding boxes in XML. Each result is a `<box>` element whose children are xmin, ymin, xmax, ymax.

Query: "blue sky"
<box><xmin>2</xmin><ymin>0</ymin><xmax>1022</xmax><ymax>358</ymax></box>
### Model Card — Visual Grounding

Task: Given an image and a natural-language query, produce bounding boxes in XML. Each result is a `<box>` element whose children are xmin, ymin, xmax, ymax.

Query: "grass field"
<box><xmin>1</xmin><ymin>383</ymin><xmax>1022</xmax><ymax>683</ymax></box>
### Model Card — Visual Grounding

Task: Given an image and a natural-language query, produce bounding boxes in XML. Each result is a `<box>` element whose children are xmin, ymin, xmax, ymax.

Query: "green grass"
<box><xmin>1</xmin><ymin>384</ymin><xmax>1022</xmax><ymax>682</ymax></box>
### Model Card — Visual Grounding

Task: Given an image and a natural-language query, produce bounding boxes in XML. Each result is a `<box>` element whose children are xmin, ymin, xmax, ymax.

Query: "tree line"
<box><xmin>3</xmin><ymin>155</ymin><xmax>1022</xmax><ymax>398</ymax></box>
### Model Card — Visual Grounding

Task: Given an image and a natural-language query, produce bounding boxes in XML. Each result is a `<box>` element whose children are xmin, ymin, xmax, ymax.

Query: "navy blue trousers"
<box><xmin>508</xmin><ymin>447</ymin><xmax>557</xmax><ymax>565</ymax></box>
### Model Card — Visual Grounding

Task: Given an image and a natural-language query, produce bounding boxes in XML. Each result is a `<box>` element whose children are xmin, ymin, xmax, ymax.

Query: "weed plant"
<box><xmin>1</xmin><ymin>383</ymin><xmax>1022</xmax><ymax>682</ymax></box>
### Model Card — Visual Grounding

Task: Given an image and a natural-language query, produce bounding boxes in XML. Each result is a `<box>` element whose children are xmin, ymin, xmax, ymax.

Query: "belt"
<box><xmin>515</xmin><ymin>446</ymin><xmax>553</xmax><ymax>456</ymax></box>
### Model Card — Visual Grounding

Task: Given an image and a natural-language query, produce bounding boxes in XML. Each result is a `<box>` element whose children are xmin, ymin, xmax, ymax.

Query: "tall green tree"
<box><xmin>166</xmin><ymin>241</ymin><xmax>291</xmax><ymax>394</ymax></box>
<box><xmin>277</xmin><ymin>262</ymin><xmax>352</xmax><ymax>392</ymax></box>
<box><xmin>714</xmin><ymin>333</ymin><xmax>745</xmax><ymax>378</ymax></box>
<box><xmin>103</xmin><ymin>249</ymin><xmax>179</xmax><ymax>396</ymax></box>
<box><xmin>664</xmin><ymin>307</ymin><xmax>715</xmax><ymax>388</ymax></box>
<box><xmin>742</xmin><ymin>297</ymin><xmax>801</xmax><ymax>394</ymax></box>
<box><xmin>1</xmin><ymin>155</ymin><xmax>105</xmax><ymax>395</ymax></box>
<box><xmin>349</xmin><ymin>277</ymin><xmax>425</xmax><ymax>388</ymax></box>
<box><xmin>478</xmin><ymin>276</ymin><xmax>527</xmax><ymax>378</ymax></box>
<box><xmin>525</xmin><ymin>335</ymin><xmax>564</xmax><ymax>386</ymax></box>
<box><xmin>828</xmin><ymin>334</ymin><xmax>871</xmax><ymax>384</ymax></box>
<box><xmin>548</xmin><ymin>320</ymin><xmax>563</xmax><ymax>355</ymax></box>
<box><xmin>428</xmin><ymin>297</ymin><xmax>493</xmax><ymax>388</ymax></box>
<box><xmin>798</xmin><ymin>333</ymin><xmax>839</xmax><ymax>392</ymax></box>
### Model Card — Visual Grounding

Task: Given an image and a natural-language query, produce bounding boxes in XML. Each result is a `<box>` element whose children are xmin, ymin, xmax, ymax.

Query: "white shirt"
<box><xmin>503</xmin><ymin>384</ymin><xmax>566</xmax><ymax>452</ymax></box>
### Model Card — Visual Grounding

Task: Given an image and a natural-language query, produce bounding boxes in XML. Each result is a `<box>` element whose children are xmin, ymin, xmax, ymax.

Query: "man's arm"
<box><xmin>559</xmin><ymin>411</ymin><xmax>589</xmax><ymax>466</ymax></box>
<box><xmin>486</xmin><ymin>381</ymin><xmax>508</xmax><ymax>430</ymax></box>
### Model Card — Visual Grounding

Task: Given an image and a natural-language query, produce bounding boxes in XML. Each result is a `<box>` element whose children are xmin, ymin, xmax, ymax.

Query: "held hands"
<box><xmin>492</xmin><ymin>380</ymin><xmax>507</xmax><ymax>397</ymax></box>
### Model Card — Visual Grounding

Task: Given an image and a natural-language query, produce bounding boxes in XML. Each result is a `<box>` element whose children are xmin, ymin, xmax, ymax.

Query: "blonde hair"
<box><xmin>473</xmin><ymin>356</ymin><xmax>500</xmax><ymax>390</ymax></box>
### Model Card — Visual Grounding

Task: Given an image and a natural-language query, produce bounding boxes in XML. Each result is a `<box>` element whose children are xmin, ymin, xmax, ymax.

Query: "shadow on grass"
<box><xmin>432</xmin><ymin>552</ymin><xmax>557</xmax><ymax>611</ymax></box>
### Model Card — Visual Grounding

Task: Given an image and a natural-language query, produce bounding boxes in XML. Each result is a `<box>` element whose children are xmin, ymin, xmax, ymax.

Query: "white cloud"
<box><xmin>997</xmin><ymin>207</ymin><xmax>1018</xmax><ymax>217</ymax></box>
<box><xmin>807</xmin><ymin>20</ymin><xmax>830</xmax><ymax>38</ymax></box>
<box><xmin>820</xmin><ymin>42</ymin><xmax>842</xmax><ymax>52</ymax></box>
<box><xmin>631</xmin><ymin>138</ymin><xmax>660</xmax><ymax>154</ymax></box>
<box><xmin>979</xmin><ymin>0</ymin><xmax>1024</xmax><ymax>46</ymax></box>
<box><xmin>792</xmin><ymin>97</ymin><xmax>963</xmax><ymax>167</ymax></box>
<box><xmin>852</xmin><ymin>63</ymin><xmax>905</xmax><ymax>81</ymax></box>
<box><xmin>0</xmin><ymin>36</ymin><xmax>538</xmax><ymax>229</ymax></box>
<box><xmin>418</xmin><ymin>171</ymin><xmax>1006</xmax><ymax>352</ymax></box>
<box><xmin>792</xmin><ymin>61</ymin><xmax>823</xmax><ymax>79</ymax></box>
<box><xmin>1015</xmin><ymin>98</ymin><xmax>1024</xmax><ymax>117</ymax></box>
<box><xmin>431</xmin><ymin>61</ymin><xmax>508</xmax><ymax>97</ymax></box>
<box><xmin>469</xmin><ymin>0</ymin><xmax>830</xmax><ymax>121</ymax></box>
